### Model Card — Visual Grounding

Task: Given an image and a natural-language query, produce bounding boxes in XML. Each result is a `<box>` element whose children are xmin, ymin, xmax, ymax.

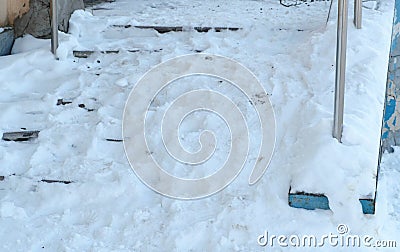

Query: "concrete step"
<box><xmin>2</xmin><ymin>130</ymin><xmax>40</xmax><ymax>142</ymax></box>
<box><xmin>111</xmin><ymin>25</ymin><xmax>241</xmax><ymax>34</ymax></box>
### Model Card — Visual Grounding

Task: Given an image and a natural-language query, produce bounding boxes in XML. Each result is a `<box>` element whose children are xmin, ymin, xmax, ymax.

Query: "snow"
<box><xmin>11</xmin><ymin>34</ymin><xmax>50</xmax><ymax>54</ymax></box>
<box><xmin>0</xmin><ymin>0</ymin><xmax>399</xmax><ymax>251</ymax></box>
<box><xmin>0</xmin><ymin>28</ymin><xmax>4</xmax><ymax>33</ymax></box>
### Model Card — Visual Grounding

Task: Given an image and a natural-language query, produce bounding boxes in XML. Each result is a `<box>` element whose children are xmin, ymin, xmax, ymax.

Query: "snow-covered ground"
<box><xmin>0</xmin><ymin>0</ymin><xmax>399</xmax><ymax>251</ymax></box>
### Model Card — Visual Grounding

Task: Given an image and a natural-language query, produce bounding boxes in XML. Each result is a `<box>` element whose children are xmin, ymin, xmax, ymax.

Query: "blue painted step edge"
<box><xmin>288</xmin><ymin>190</ymin><xmax>375</xmax><ymax>214</ymax></box>
<box><xmin>288</xmin><ymin>191</ymin><xmax>330</xmax><ymax>210</ymax></box>
<box><xmin>359</xmin><ymin>198</ymin><xmax>375</xmax><ymax>215</ymax></box>
<box><xmin>0</xmin><ymin>28</ymin><xmax>14</xmax><ymax>56</ymax></box>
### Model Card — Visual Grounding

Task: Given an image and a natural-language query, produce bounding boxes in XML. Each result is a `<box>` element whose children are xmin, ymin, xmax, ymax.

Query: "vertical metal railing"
<box><xmin>333</xmin><ymin>0</ymin><xmax>362</xmax><ymax>142</ymax></box>
<box><xmin>333</xmin><ymin>0</ymin><xmax>349</xmax><ymax>142</ymax></box>
<box><xmin>51</xmin><ymin>0</ymin><xmax>58</xmax><ymax>57</ymax></box>
<box><xmin>354</xmin><ymin>0</ymin><xmax>362</xmax><ymax>29</ymax></box>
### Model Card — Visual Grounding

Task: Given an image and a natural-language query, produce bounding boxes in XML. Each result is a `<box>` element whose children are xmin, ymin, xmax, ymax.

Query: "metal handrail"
<box><xmin>51</xmin><ymin>0</ymin><xmax>58</xmax><ymax>57</ymax></box>
<box><xmin>333</xmin><ymin>0</ymin><xmax>349</xmax><ymax>142</ymax></box>
<box><xmin>354</xmin><ymin>0</ymin><xmax>362</xmax><ymax>29</ymax></box>
<box><xmin>333</xmin><ymin>0</ymin><xmax>362</xmax><ymax>142</ymax></box>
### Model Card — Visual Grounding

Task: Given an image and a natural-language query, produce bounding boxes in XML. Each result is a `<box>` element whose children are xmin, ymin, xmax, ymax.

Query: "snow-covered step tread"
<box><xmin>111</xmin><ymin>25</ymin><xmax>242</xmax><ymax>33</ymax></box>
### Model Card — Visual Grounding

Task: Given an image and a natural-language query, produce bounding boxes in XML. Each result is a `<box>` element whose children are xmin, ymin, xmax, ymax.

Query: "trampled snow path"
<box><xmin>0</xmin><ymin>0</ymin><xmax>399</xmax><ymax>251</ymax></box>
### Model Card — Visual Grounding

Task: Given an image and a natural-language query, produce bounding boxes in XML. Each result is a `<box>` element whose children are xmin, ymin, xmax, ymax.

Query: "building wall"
<box><xmin>381</xmin><ymin>0</ymin><xmax>400</xmax><ymax>153</ymax></box>
<box><xmin>0</xmin><ymin>0</ymin><xmax>29</xmax><ymax>27</ymax></box>
<box><xmin>0</xmin><ymin>0</ymin><xmax>7</xmax><ymax>26</ymax></box>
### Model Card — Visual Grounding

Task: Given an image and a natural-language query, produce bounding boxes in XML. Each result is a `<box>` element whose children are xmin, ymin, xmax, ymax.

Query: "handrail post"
<box><xmin>333</xmin><ymin>0</ymin><xmax>349</xmax><ymax>142</ymax></box>
<box><xmin>51</xmin><ymin>0</ymin><xmax>58</xmax><ymax>57</ymax></box>
<box><xmin>354</xmin><ymin>0</ymin><xmax>362</xmax><ymax>29</ymax></box>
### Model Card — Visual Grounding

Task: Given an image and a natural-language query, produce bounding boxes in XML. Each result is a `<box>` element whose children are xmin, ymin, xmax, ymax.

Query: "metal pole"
<box><xmin>333</xmin><ymin>0</ymin><xmax>349</xmax><ymax>142</ymax></box>
<box><xmin>51</xmin><ymin>0</ymin><xmax>58</xmax><ymax>57</ymax></box>
<box><xmin>354</xmin><ymin>0</ymin><xmax>362</xmax><ymax>29</ymax></box>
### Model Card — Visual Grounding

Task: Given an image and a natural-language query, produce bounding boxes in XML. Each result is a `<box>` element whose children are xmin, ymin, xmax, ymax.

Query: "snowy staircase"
<box><xmin>74</xmin><ymin>1</ymin><xmax>380</xmax><ymax>215</ymax></box>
